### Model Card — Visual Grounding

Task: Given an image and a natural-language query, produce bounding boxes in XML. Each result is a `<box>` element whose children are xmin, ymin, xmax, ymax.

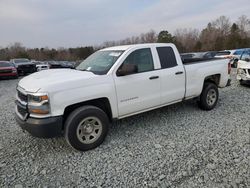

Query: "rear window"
<box><xmin>156</xmin><ymin>47</ymin><xmax>177</xmax><ymax>68</ymax></box>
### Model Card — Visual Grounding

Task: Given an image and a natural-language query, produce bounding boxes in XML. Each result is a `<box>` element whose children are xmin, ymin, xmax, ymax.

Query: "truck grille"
<box><xmin>18</xmin><ymin>64</ymin><xmax>36</xmax><ymax>73</ymax></box>
<box><xmin>16</xmin><ymin>88</ymin><xmax>28</xmax><ymax>119</ymax></box>
<box><xmin>17</xmin><ymin>90</ymin><xmax>28</xmax><ymax>102</ymax></box>
<box><xmin>17</xmin><ymin>104</ymin><xmax>27</xmax><ymax>117</ymax></box>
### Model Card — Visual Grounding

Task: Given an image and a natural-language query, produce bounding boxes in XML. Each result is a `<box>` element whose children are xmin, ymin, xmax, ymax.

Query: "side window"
<box><xmin>123</xmin><ymin>48</ymin><xmax>154</xmax><ymax>73</ymax></box>
<box><xmin>156</xmin><ymin>47</ymin><xmax>177</xmax><ymax>68</ymax></box>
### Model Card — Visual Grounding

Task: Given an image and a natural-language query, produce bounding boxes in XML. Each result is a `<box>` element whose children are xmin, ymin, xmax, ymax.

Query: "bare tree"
<box><xmin>174</xmin><ymin>28</ymin><xmax>200</xmax><ymax>52</ymax></box>
<box><xmin>237</xmin><ymin>15</ymin><xmax>250</xmax><ymax>37</ymax></box>
<box><xmin>212</xmin><ymin>16</ymin><xmax>231</xmax><ymax>36</ymax></box>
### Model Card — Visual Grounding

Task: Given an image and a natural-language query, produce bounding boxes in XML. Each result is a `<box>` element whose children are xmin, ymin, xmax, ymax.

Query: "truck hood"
<box><xmin>18</xmin><ymin>69</ymin><xmax>99</xmax><ymax>93</ymax></box>
<box><xmin>238</xmin><ymin>60</ymin><xmax>250</xmax><ymax>69</ymax></box>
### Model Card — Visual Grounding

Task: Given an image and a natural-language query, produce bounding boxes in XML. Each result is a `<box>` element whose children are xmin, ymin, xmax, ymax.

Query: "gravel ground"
<box><xmin>0</xmin><ymin>70</ymin><xmax>249</xmax><ymax>188</ymax></box>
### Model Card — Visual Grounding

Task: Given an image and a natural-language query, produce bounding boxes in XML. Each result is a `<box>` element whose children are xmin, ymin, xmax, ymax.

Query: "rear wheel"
<box><xmin>64</xmin><ymin>105</ymin><xmax>109</xmax><ymax>151</ymax></box>
<box><xmin>198</xmin><ymin>82</ymin><xmax>219</xmax><ymax>111</ymax></box>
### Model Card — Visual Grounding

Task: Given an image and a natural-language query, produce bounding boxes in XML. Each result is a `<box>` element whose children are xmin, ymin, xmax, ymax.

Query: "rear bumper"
<box><xmin>15</xmin><ymin>113</ymin><xmax>63</xmax><ymax>138</ymax></box>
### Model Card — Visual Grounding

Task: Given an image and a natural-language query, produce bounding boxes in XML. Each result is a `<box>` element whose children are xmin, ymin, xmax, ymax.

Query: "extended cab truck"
<box><xmin>15</xmin><ymin>43</ymin><xmax>231</xmax><ymax>151</ymax></box>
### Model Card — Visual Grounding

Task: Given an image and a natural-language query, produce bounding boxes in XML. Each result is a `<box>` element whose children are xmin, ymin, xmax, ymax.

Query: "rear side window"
<box><xmin>156</xmin><ymin>47</ymin><xmax>177</xmax><ymax>68</ymax></box>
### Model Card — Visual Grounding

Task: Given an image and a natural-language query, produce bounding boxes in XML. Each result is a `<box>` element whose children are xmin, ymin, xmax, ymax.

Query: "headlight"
<box><xmin>28</xmin><ymin>94</ymin><xmax>49</xmax><ymax>103</ymax></box>
<box><xmin>237</xmin><ymin>68</ymin><xmax>246</xmax><ymax>75</ymax></box>
<box><xmin>27</xmin><ymin>94</ymin><xmax>50</xmax><ymax>115</ymax></box>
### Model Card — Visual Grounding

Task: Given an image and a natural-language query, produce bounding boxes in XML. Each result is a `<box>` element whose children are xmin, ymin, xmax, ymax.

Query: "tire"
<box><xmin>198</xmin><ymin>82</ymin><xmax>219</xmax><ymax>111</ymax></box>
<box><xmin>239</xmin><ymin>80</ymin><xmax>244</xmax><ymax>85</ymax></box>
<box><xmin>64</xmin><ymin>105</ymin><xmax>109</xmax><ymax>151</ymax></box>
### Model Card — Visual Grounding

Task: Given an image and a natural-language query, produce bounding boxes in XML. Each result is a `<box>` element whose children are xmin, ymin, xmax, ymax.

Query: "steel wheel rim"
<box><xmin>76</xmin><ymin>117</ymin><xmax>102</xmax><ymax>144</ymax></box>
<box><xmin>206</xmin><ymin>89</ymin><xmax>217</xmax><ymax>106</ymax></box>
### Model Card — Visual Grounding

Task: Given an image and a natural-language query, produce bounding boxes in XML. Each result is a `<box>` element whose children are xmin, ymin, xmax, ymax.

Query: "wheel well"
<box><xmin>204</xmin><ymin>74</ymin><xmax>221</xmax><ymax>86</ymax></box>
<box><xmin>63</xmin><ymin>98</ymin><xmax>112</xmax><ymax>127</ymax></box>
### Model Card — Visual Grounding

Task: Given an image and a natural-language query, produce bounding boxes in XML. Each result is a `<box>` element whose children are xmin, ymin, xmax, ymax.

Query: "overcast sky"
<box><xmin>0</xmin><ymin>0</ymin><xmax>249</xmax><ymax>48</ymax></box>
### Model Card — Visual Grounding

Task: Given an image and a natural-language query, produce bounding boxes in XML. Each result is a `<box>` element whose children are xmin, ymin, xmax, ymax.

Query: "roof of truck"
<box><xmin>100</xmin><ymin>43</ymin><xmax>174</xmax><ymax>51</ymax></box>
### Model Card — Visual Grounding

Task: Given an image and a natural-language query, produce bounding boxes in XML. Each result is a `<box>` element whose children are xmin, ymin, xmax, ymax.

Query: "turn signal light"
<box><xmin>29</xmin><ymin>109</ymin><xmax>49</xmax><ymax>114</ymax></box>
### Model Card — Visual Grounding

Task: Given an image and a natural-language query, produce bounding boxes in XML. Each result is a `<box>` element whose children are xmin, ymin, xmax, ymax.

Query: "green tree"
<box><xmin>17</xmin><ymin>51</ymin><xmax>30</xmax><ymax>59</ymax></box>
<box><xmin>226</xmin><ymin>23</ymin><xmax>242</xmax><ymax>49</ymax></box>
<box><xmin>157</xmin><ymin>30</ymin><xmax>175</xmax><ymax>43</ymax></box>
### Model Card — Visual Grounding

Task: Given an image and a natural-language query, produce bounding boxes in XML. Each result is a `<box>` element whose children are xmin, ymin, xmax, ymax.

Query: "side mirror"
<box><xmin>117</xmin><ymin>64</ymin><xmax>138</xmax><ymax>76</ymax></box>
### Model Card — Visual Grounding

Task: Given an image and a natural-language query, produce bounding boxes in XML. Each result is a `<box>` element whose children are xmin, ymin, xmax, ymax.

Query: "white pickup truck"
<box><xmin>15</xmin><ymin>43</ymin><xmax>231</xmax><ymax>151</ymax></box>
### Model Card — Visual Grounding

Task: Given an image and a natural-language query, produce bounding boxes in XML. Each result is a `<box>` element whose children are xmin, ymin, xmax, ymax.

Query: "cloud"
<box><xmin>0</xmin><ymin>0</ymin><xmax>249</xmax><ymax>48</ymax></box>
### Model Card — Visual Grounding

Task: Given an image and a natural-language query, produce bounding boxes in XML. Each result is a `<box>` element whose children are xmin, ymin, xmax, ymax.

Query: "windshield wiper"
<box><xmin>76</xmin><ymin>68</ymin><xmax>97</xmax><ymax>74</ymax></box>
<box><xmin>77</xmin><ymin>68</ymin><xmax>91</xmax><ymax>72</ymax></box>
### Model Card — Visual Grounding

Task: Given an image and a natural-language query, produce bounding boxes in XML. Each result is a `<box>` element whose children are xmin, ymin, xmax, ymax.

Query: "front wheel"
<box><xmin>64</xmin><ymin>105</ymin><xmax>109</xmax><ymax>151</ymax></box>
<box><xmin>198</xmin><ymin>82</ymin><xmax>219</xmax><ymax>111</ymax></box>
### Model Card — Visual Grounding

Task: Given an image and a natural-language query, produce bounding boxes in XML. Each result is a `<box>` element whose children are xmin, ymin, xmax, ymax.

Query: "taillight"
<box><xmin>228</xmin><ymin>62</ymin><xmax>231</xmax><ymax>74</ymax></box>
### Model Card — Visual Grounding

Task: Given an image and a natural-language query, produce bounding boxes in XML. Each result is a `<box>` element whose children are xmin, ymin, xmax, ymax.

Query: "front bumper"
<box><xmin>15</xmin><ymin>113</ymin><xmax>63</xmax><ymax>138</ymax></box>
<box><xmin>0</xmin><ymin>72</ymin><xmax>18</xmax><ymax>77</ymax></box>
<box><xmin>237</xmin><ymin>68</ymin><xmax>250</xmax><ymax>81</ymax></box>
<box><xmin>237</xmin><ymin>74</ymin><xmax>250</xmax><ymax>81</ymax></box>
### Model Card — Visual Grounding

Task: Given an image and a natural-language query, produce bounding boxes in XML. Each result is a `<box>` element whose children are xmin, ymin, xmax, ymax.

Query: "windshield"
<box><xmin>14</xmin><ymin>59</ymin><xmax>30</xmax><ymax>63</ymax></box>
<box><xmin>233</xmin><ymin>50</ymin><xmax>244</xmax><ymax>55</ymax></box>
<box><xmin>76</xmin><ymin>50</ymin><xmax>124</xmax><ymax>75</ymax></box>
<box><xmin>240</xmin><ymin>50</ymin><xmax>250</xmax><ymax>61</ymax></box>
<box><xmin>215</xmin><ymin>51</ymin><xmax>231</xmax><ymax>56</ymax></box>
<box><xmin>0</xmin><ymin>62</ymin><xmax>12</xmax><ymax>67</ymax></box>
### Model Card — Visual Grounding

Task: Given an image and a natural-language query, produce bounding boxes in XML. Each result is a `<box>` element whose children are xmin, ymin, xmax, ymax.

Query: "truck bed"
<box><xmin>184</xmin><ymin>58</ymin><xmax>229</xmax><ymax>99</ymax></box>
<box><xmin>182</xmin><ymin>57</ymin><xmax>222</xmax><ymax>65</ymax></box>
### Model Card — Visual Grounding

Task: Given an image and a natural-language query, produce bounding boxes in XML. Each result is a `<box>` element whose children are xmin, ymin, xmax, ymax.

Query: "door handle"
<box><xmin>149</xmin><ymin>76</ymin><xmax>159</xmax><ymax>80</ymax></box>
<box><xmin>175</xmin><ymin>71</ymin><xmax>183</xmax><ymax>75</ymax></box>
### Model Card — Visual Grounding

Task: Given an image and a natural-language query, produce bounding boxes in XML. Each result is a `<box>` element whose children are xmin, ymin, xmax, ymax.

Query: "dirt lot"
<box><xmin>0</xmin><ymin>70</ymin><xmax>249</xmax><ymax>187</ymax></box>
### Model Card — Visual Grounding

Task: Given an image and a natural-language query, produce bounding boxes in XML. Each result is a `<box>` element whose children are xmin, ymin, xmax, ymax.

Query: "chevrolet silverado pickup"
<box><xmin>15</xmin><ymin>43</ymin><xmax>231</xmax><ymax>151</ymax></box>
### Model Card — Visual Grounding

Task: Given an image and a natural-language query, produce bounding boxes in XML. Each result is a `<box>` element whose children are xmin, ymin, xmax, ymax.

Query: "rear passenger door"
<box><xmin>156</xmin><ymin>47</ymin><xmax>186</xmax><ymax>104</ymax></box>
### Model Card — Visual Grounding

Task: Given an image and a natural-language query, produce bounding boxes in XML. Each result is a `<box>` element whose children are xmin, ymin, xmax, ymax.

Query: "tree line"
<box><xmin>0</xmin><ymin>15</ymin><xmax>249</xmax><ymax>61</ymax></box>
<box><xmin>0</xmin><ymin>44</ymin><xmax>94</xmax><ymax>61</ymax></box>
<box><xmin>101</xmin><ymin>15</ymin><xmax>250</xmax><ymax>53</ymax></box>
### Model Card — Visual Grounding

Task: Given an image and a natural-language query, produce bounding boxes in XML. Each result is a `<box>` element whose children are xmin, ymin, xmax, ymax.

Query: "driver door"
<box><xmin>114</xmin><ymin>48</ymin><xmax>161</xmax><ymax>117</ymax></box>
